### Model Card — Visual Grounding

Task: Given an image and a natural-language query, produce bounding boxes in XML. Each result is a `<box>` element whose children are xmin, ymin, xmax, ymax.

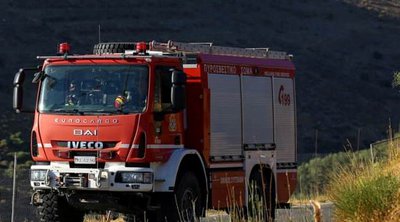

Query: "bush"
<box><xmin>296</xmin><ymin>143</ymin><xmax>388</xmax><ymax>197</ymax></box>
<box><xmin>9</xmin><ymin>132</ymin><xmax>23</xmax><ymax>145</ymax></box>
<box><xmin>326</xmin><ymin>135</ymin><xmax>400</xmax><ymax>222</ymax></box>
<box><xmin>392</xmin><ymin>71</ymin><xmax>400</xmax><ymax>89</ymax></box>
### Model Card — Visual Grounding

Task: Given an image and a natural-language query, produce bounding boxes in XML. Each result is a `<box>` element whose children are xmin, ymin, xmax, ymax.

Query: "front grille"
<box><xmin>71</xmin><ymin>151</ymin><xmax>97</xmax><ymax>157</ymax></box>
<box><xmin>125</xmin><ymin>163</ymin><xmax>150</xmax><ymax>168</ymax></box>
<box><xmin>69</xmin><ymin>162</ymin><xmax>105</xmax><ymax>169</ymax></box>
<box><xmin>56</xmin><ymin>141</ymin><xmax>117</xmax><ymax>149</ymax></box>
<box><xmin>62</xmin><ymin>173</ymin><xmax>89</xmax><ymax>188</ymax></box>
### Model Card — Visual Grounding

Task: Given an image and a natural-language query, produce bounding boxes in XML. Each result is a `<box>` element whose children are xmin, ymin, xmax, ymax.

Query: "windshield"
<box><xmin>39</xmin><ymin>65</ymin><xmax>148</xmax><ymax>114</ymax></box>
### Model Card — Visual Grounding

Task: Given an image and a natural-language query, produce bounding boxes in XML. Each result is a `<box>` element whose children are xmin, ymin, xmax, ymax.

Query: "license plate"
<box><xmin>74</xmin><ymin>156</ymin><xmax>96</xmax><ymax>164</ymax></box>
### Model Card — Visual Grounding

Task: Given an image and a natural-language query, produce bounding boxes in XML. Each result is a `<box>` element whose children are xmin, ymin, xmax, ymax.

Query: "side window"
<box><xmin>154</xmin><ymin>66</ymin><xmax>173</xmax><ymax>112</ymax></box>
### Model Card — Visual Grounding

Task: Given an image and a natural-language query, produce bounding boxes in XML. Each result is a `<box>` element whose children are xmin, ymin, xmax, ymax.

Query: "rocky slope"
<box><xmin>1</xmin><ymin>0</ymin><xmax>400</xmax><ymax>157</ymax></box>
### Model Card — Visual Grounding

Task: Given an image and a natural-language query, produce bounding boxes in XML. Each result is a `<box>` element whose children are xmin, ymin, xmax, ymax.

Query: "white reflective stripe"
<box><xmin>117</xmin><ymin>144</ymin><xmax>184</xmax><ymax>149</ymax></box>
<box><xmin>183</xmin><ymin>64</ymin><xmax>198</xmax><ymax>68</ymax></box>
<box><xmin>147</xmin><ymin>144</ymin><xmax>184</xmax><ymax>149</ymax></box>
<box><xmin>209</xmin><ymin>162</ymin><xmax>244</xmax><ymax>169</ymax></box>
<box><xmin>37</xmin><ymin>144</ymin><xmax>43</xmax><ymax>148</ymax></box>
<box><xmin>119</xmin><ymin>144</ymin><xmax>130</xmax><ymax>149</ymax></box>
<box><xmin>276</xmin><ymin>169</ymin><xmax>297</xmax><ymax>173</ymax></box>
<box><xmin>43</xmin><ymin>143</ymin><xmax>52</xmax><ymax>148</ymax></box>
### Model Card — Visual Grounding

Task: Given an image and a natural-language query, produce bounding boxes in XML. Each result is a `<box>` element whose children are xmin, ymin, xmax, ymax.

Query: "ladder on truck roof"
<box><xmin>150</xmin><ymin>40</ymin><xmax>291</xmax><ymax>60</ymax></box>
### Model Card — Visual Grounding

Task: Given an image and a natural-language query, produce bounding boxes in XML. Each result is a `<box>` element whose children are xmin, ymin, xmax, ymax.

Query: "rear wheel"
<box><xmin>248</xmin><ymin>169</ymin><xmax>276</xmax><ymax>222</ymax></box>
<box><xmin>123</xmin><ymin>213</ymin><xmax>145</xmax><ymax>222</ymax></box>
<box><xmin>36</xmin><ymin>191</ymin><xmax>84</xmax><ymax>222</ymax></box>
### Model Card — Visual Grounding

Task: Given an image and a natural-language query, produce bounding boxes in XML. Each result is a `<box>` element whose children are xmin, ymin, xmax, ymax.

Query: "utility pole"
<box><xmin>357</xmin><ymin>128</ymin><xmax>361</xmax><ymax>151</ymax></box>
<box><xmin>11</xmin><ymin>153</ymin><xmax>17</xmax><ymax>222</ymax></box>
<box><xmin>98</xmin><ymin>24</ymin><xmax>101</xmax><ymax>44</ymax></box>
<box><xmin>314</xmin><ymin>129</ymin><xmax>318</xmax><ymax>157</ymax></box>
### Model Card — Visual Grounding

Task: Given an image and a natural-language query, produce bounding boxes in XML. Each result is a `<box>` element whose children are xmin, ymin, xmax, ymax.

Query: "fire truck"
<box><xmin>13</xmin><ymin>41</ymin><xmax>297</xmax><ymax>222</ymax></box>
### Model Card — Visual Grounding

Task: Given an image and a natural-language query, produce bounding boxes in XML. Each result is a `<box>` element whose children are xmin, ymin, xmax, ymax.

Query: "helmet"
<box><xmin>114</xmin><ymin>95</ymin><xmax>127</xmax><ymax>109</ymax></box>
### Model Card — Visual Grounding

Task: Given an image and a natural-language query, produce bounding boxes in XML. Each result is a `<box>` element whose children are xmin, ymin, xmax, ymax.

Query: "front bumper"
<box><xmin>30</xmin><ymin>162</ymin><xmax>153</xmax><ymax>192</ymax></box>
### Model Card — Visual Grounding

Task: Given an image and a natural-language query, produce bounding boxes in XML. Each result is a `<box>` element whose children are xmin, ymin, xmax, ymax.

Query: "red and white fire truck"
<box><xmin>13</xmin><ymin>41</ymin><xmax>297</xmax><ymax>222</ymax></box>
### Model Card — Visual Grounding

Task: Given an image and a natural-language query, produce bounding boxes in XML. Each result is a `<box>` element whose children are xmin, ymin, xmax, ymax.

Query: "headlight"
<box><xmin>31</xmin><ymin>170</ymin><xmax>47</xmax><ymax>181</ymax></box>
<box><xmin>122</xmin><ymin>172</ymin><xmax>143</xmax><ymax>183</ymax></box>
<box><xmin>116</xmin><ymin>172</ymin><xmax>152</xmax><ymax>184</ymax></box>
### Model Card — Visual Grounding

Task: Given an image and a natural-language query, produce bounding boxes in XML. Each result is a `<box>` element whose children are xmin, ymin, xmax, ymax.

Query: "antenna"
<box><xmin>98</xmin><ymin>24</ymin><xmax>101</xmax><ymax>43</ymax></box>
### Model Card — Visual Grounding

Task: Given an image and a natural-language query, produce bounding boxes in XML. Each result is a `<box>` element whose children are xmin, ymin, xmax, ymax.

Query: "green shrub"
<box><xmin>328</xmin><ymin>162</ymin><xmax>400</xmax><ymax>222</ymax></box>
<box><xmin>9</xmin><ymin>132</ymin><xmax>23</xmax><ymax>145</ymax></box>
<box><xmin>294</xmin><ymin>135</ymin><xmax>392</xmax><ymax>199</ymax></box>
<box><xmin>296</xmin><ymin>144</ymin><xmax>388</xmax><ymax>197</ymax></box>
<box><xmin>392</xmin><ymin>71</ymin><xmax>400</xmax><ymax>89</ymax></box>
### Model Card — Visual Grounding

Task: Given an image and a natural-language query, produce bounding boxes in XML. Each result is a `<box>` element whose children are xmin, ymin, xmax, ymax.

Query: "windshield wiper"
<box><xmin>92</xmin><ymin>110</ymin><xmax>129</xmax><ymax>115</ymax></box>
<box><xmin>49</xmin><ymin>108</ymin><xmax>132</xmax><ymax>115</ymax></box>
<box><xmin>50</xmin><ymin>108</ymin><xmax>85</xmax><ymax>115</ymax></box>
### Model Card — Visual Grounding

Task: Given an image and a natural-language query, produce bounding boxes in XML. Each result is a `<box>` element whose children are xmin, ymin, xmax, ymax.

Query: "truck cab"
<box><xmin>14</xmin><ymin>42</ymin><xmax>206</xmax><ymax>222</ymax></box>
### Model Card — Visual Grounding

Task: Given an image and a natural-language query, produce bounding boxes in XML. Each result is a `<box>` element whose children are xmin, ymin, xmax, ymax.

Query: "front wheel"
<box><xmin>164</xmin><ymin>171</ymin><xmax>205</xmax><ymax>222</ymax></box>
<box><xmin>36</xmin><ymin>191</ymin><xmax>84</xmax><ymax>222</ymax></box>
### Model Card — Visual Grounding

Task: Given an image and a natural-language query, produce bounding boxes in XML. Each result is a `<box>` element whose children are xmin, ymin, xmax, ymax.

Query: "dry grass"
<box><xmin>290</xmin><ymin>195</ymin><xmax>330</xmax><ymax>206</ymax></box>
<box><xmin>327</xmin><ymin>131</ymin><xmax>400</xmax><ymax>222</ymax></box>
<box><xmin>84</xmin><ymin>213</ymin><xmax>125</xmax><ymax>222</ymax></box>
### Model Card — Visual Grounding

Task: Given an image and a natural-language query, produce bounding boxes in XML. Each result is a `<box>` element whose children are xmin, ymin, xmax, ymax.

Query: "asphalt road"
<box><xmin>201</xmin><ymin>202</ymin><xmax>335</xmax><ymax>222</ymax></box>
<box><xmin>276</xmin><ymin>202</ymin><xmax>334</xmax><ymax>222</ymax></box>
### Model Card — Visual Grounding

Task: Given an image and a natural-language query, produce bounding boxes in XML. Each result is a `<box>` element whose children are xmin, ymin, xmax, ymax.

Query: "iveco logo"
<box><xmin>73</xmin><ymin>129</ymin><xmax>97</xmax><ymax>136</ymax></box>
<box><xmin>68</xmin><ymin>141</ymin><xmax>103</xmax><ymax>149</ymax></box>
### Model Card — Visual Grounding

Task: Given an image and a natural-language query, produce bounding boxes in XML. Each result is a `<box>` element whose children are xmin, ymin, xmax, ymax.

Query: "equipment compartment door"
<box><xmin>241</xmin><ymin>76</ymin><xmax>274</xmax><ymax>147</ymax></box>
<box><xmin>273</xmin><ymin>78</ymin><xmax>296</xmax><ymax>163</ymax></box>
<box><xmin>208</xmin><ymin>74</ymin><xmax>242</xmax><ymax>160</ymax></box>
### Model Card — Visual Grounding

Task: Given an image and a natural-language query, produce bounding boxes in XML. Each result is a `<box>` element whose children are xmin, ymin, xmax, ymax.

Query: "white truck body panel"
<box><xmin>244</xmin><ymin>150</ymin><xmax>276</xmax><ymax>203</ymax></box>
<box><xmin>30</xmin><ymin>163</ymin><xmax>154</xmax><ymax>192</ymax></box>
<box><xmin>153</xmin><ymin>149</ymin><xmax>207</xmax><ymax>192</ymax></box>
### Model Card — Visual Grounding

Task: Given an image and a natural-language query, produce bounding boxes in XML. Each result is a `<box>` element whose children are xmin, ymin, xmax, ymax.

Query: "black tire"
<box><xmin>123</xmin><ymin>213</ymin><xmax>144</xmax><ymax>222</ymax></box>
<box><xmin>93</xmin><ymin>42</ymin><xmax>136</xmax><ymax>54</ymax></box>
<box><xmin>165</xmin><ymin>171</ymin><xmax>205</xmax><ymax>222</ymax></box>
<box><xmin>248</xmin><ymin>169</ymin><xmax>276</xmax><ymax>222</ymax></box>
<box><xmin>123</xmin><ymin>211</ymin><xmax>157</xmax><ymax>222</ymax></box>
<box><xmin>36</xmin><ymin>191</ymin><xmax>84</xmax><ymax>222</ymax></box>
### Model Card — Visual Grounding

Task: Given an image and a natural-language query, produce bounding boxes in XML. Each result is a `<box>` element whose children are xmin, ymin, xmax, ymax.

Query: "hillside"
<box><xmin>1</xmin><ymin>0</ymin><xmax>400</xmax><ymax>156</ymax></box>
<box><xmin>345</xmin><ymin>0</ymin><xmax>400</xmax><ymax>17</ymax></box>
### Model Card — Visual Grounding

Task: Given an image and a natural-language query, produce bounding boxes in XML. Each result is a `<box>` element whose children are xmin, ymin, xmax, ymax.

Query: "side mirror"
<box><xmin>13</xmin><ymin>67</ymin><xmax>39</xmax><ymax>113</ymax></box>
<box><xmin>172</xmin><ymin>70</ymin><xmax>187</xmax><ymax>85</ymax></box>
<box><xmin>171</xmin><ymin>70</ymin><xmax>186</xmax><ymax>112</ymax></box>
<box><xmin>13</xmin><ymin>69</ymin><xmax>25</xmax><ymax>112</ymax></box>
<box><xmin>13</xmin><ymin>69</ymin><xmax>25</xmax><ymax>85</ymax></box>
